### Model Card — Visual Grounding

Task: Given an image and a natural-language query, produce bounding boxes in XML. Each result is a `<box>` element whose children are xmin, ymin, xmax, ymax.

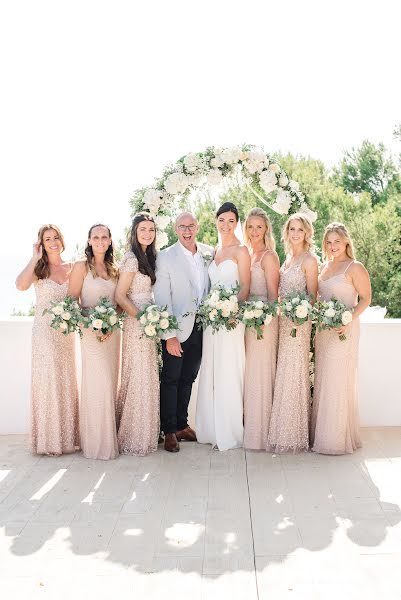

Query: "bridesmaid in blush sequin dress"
<box><xmin>243</xmin><ymin>208</ymin><xmax>279</xmax><ymax>451</ymax></box>
<box><xmin>115</xmin><ymin>214</ymin><xmax>159</xmax><ymax>456</ymax></box>
<box><xmin>16</xmin><ymin>224</ymin><xmax>79</xmax><ymax>455</ymax></box>
<box><xmin>69</xmin><ymin>224</ymin><xmax>121</xmax><ymax>460</ymax></box>
<box><xmin>267</xmin><ymin>214</ymin><xmax>318</xmax><ymax>453</ymax></box>
<box><xmin>311</xmin><ymin>223</ymin><xmax>371</xmax><ymax>455</ymax></box>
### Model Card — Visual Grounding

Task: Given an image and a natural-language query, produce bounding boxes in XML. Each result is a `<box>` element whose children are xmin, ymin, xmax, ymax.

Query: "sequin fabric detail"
<box><xmin>267</xmin><ymin>262</ymin><xmax>311</xmax><ymax>452</ymax></box>
<box><xmin>311</xmin><ymin>273</ymin><xmax>362</xmax><ymax>454</ymax></box>
<box><xmin>244</xmin><ymin>262</ymin><xmax>278</xmax><ymax>450</ymax></box>
<box><xmin>117</xmin><ymin>252</ymin><xmax>160</xmax><ymax>456</ymax></box>
<box><xmin>31</xmin><ymin>279</ymin><xmax>79</xmax><ymax>455</ymax></box>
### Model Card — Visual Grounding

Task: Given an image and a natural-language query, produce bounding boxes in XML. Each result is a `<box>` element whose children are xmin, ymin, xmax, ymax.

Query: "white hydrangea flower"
<box><xmin>292</xmin><ymin>297</ymin><xmax>300</xmax><ymax>304</ymax></box>
<box><xmin>184</xmin><ymin>153</ymin><xmax>203</xmax><ymax>173</ymax></box>
<box><xmin>156</xmin><ymin>230</ymin><xmax>169</xmax><ymax>249</ymax></box>
<box><xmin>164</xmin><ymin>172</ymin><xmax>189</xmax><ymax>195</ymax></box>
<box><xmin>342</xmin><ymin>311</ymin><xmax>352</xmax><ymax>325</ymax></box>
<box><xmin>289</xmin><ymin>179</ymin><xmax>300</xmax><ymax>192</ymax></box>
<box><xmin>221</xmin><ymin>147</ymin><xmax>242</xmax><ymax>164</ymax></box>
<box><xmin>243</xmin><ymin>159</ymin><xmax>259</xmax><ymax>174</ymax></box>
<box><xmin>295</xmin><ymin>304</ymin><xmax>308</xmax><ymax>319</ymax></box>
<box><xmin>96</xmin><ymin>306</ymin><xmax>107</xmax><ymax>314</ymax></box>
<box><xmin>271</xmin><ymin>190</ymin><xmax>292</xmax><ymax>215</ymax></box>
<box><xmin>229</xmin><ymin>295</ymin><xmax>238</xmax><ymax>304</ymax></box>
<box><xmin>259</xmin><ymin>170</ymin><xmax>277</xmax><ymax>194</ymax></box>
<box><xmin>154</xmin><ymin>215</ymin><xmax>170</xmax><ymax>230</ymax></box>
<box><xmin>207</xmin><ymin>169</ymin><xmax>223</xmax><ymax>186</ymax></box>
<box><xmin>244</xmin><ymin>310</ymin><xmax>255</xmax><ymax>319</ymax></box>
<box><xmin>301</xmin><ymin>299</ymin><xmax>310</xmax><ymax>306</ymax></box>
<box><xmin>324</xmin><ymin>307</ymin><xmax>336</xmax><ymax>318</ymax></box>
<box><xmin>255</xmin><ymin>300</ymin><xmax>264</xmax><ymax>309</ymax></box>
<box><xmin>210</xmin><ymin>155</ymin><xmax>224</xmax><ymax>168</ymax></box>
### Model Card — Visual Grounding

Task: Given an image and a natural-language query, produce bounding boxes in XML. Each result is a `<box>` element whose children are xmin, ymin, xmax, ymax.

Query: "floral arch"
<box><xmin>130</xmin><ymin>144</ymin><xmax>317</xmax><ymax>248</ymax></box>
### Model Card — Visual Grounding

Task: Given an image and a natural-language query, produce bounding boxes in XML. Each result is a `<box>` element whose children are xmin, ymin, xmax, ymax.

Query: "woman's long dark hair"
<box><xmin>216</xmin><ymin>201</ymin><xmax>239</xmax><ymax>221</ymax></box>
<box><xmin>85</xmin><ymin>223</ymin><xmax>119</xmax><ymax>279</ymax></box>
<box><xmin>127</xmin><ymin>213</ymin><xmax>157</xmax><ymax>284</ymax></box>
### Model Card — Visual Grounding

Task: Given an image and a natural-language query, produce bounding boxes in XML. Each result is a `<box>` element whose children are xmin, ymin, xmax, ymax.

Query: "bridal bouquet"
<box><xmin>196</xmin><ymin>284</ymin><xmax>241</xmax><ymax>333</ymax></box>
<box><xmin>315</xmin><ymin>297</ymin><xmax>353</xmax><ymax>341</ymax></box>
<box><xmin>241</xmin><ymin>298</ymin><xmax>278</xmax><ymax>340</ymax></box>
<box><xmin>136</xmin><ymin>304</ymin><xmax>178</xmax><ymax>339</ymax></box>
<box><xmin>81</xmin><ymin>296</ymin><xmax>125</xmax><ymax>341</ymax></box>
<box><xmin>279</xmin><ymin>291</ymin><xmax>315</xmax><ymax>337</ymax></box>
<box><xmin>43</xmin><ymin>295</ymin><xmax>84</xmax><ymax>336</ymax></box>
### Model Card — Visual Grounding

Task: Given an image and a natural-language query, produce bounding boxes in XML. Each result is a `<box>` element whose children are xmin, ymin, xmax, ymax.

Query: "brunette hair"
<box><xmin>243</xmin><ymin>207</ymin><xmax>276</xmax><ymax>252</ymax></box>
<box><xmin>34</xmin><ymin>224</ymin><xmax>66</xmax><ymax>280</ymax></box>
<box><xmin>216</xmin><ymin>202</ymin><xmax>239</xmax><ymax>222</ymax></box>
<box><xmin>322</xmin><ymin>222</ymin><xmax>355</xmax><ymax>261</ymax></box>
<box><xmin>282</xmin><ymin>212</ymin><xmax>316</xmax><ymax>255</ymax></box>
<box><xmin>84</xmin><ymin>223</ymin><xmax>119</xmax><ymax>279</ymax></box>
<box><xmin>127</xmin><ymin>213</ymin><xmax>157</xmax><ymax>285</ymax></box>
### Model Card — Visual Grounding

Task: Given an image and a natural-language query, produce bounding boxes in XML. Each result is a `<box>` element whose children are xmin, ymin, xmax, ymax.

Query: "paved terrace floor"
<box><xmin>1</xmin><ymin>429</ymin><xmax>401</xmax><ymax>599</ymax></box>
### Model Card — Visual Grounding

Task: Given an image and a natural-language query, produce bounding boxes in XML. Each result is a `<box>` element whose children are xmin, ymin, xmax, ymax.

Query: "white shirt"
<box><xmin>179</xmin><ymin>242</ymin><xmax>205</xmax><ymax>305</ymax></box>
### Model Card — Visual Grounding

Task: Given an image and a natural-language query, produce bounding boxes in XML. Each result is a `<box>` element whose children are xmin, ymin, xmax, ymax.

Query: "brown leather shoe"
<box><xmin>164</xmin><ymin>433</ymin><xmax>180</xmax><ymax>453</ymax></box>
<box><xmin>176</xmin><ymin>426</ymin><xmax>197</xmax><ymax>442</ymax></box>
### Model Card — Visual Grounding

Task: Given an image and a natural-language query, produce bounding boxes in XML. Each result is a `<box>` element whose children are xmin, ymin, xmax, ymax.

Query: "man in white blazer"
<box><xmin>154</xmin><ymin>212</ymin><xmax>213</xmax><ymax>452</ymax></box>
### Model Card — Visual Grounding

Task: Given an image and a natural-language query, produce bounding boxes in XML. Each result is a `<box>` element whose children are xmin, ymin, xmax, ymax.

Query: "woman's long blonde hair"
<box><xmin>282</xmin><ymin>212</ymin><xmax>315</xmax><ymax>255</ymax></box>
<box><xmin>243</xmin><ymin>207</ymin><xmax>276</xmax><ymax>252</ymax></box>
<box><xmin>322</xmin><ymin>222</ymin><xmax>355</xmax><ymax>261</ymax></box>
<box><xmin>34</xmin><ymin>224</ymin><xmax>66</xmax><ymax>280</ymax></box>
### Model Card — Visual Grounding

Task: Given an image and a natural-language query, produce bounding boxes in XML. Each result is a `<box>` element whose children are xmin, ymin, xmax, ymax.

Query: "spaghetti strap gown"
<box><xmin>80</xmin><ymin>271</ymin><xmax>120</xmax><ymax>460</ymax></box>
<box><xmin>243</xmin><ymin>259</ymin><xmax>278</xmax><ymax>450</ymax></box>
<box><xmin>31</xmin><ymin>279</ymin><xmax>79</xmax><ymax>454</ymax></box>
<box><xmin>311</xmin><ymin>262</ymin><xmax>362</xmax><ymax>454</ymax></box>
<box><xmin>196</xmin><ymin>259</ymin><xmax>245</xmax><ymax>451</ymax></box>
<box><xmin>117</xmin><ymin>252</ymin><xmax>160</xmax><ymax>456</ymax></box>
<box><xmin>267</xmin><ymin>261</ymin><xmax>312</xmax><ymax>453</ymax></box>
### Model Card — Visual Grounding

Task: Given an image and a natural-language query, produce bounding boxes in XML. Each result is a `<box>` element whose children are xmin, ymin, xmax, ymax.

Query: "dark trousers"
<box><xmin>160</xmin><ymin>324</ymin><xmax>203</xmax><ymax>434</ymax></box>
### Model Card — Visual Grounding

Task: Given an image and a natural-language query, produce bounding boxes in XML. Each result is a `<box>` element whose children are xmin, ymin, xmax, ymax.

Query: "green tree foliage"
<box><xmin>332</xmin><ymin>140</ymin><xmax>401</xmax><ymax>204</ymax></box>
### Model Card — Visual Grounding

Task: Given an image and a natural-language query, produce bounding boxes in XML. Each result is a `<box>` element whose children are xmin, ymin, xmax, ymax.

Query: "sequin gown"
<box><xmin>80</xmin><ymin>271</ymin><xmax>120</xmax><ymax>460</ymax></box>
<box><xmin>244</xmin><ymin>259</ymin><xmax>278</xmax><ymax>450</ymax></box>
<box><xmin>196</xmin><ymin>260</ymin><xmax>245</xmax><ymax>451</ymax></box>
<box><xmin>311</xmin><ymin>263</ymin><xmax>362</xmax><ymax>454</ymax></box>
<box><xmin>267</xmin><ymin>260</ymin><xmax>312</xmax><ymax>452</ymax></box>
<box><xmin>117</xmin><ymin>252</ymin><xmax>159</xmax><ymax>456</ymax></box>
<box><xmin>31</xmin><ymin>279</ymin><xmax>79</xmax><ymax>454</ymax></box>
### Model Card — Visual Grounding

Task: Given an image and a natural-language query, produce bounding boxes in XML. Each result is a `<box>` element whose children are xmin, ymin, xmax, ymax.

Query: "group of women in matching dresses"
<box><xmin>16</xmin><ymin>204</ymin><xmax>371</xmax><ymax>460</ymax></box>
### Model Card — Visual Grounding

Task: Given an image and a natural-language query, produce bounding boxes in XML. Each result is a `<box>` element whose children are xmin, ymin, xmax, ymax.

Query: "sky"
<box><xmin>1</xmin><ymin>0</ymin><xmax>400</xmax><ymax>313</ymax></box>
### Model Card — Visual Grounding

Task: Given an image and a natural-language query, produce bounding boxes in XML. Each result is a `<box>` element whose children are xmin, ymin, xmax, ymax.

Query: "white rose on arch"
<box><xmin>164</xmin><ymin>172</ymin><xmax>189</xmax><ymax>195</ymax></box>
<box><xmin>271</xmin><ymin>190</ymin><xmax>292</xmax><ymax>215</ymax></box>
<box><xmin>259</xmin><ymin>170</ymin><xmax>278</xmax><ymax>194</ymax></box>
<box><xmin>207</xmin><ymin>169</ymin><xmax>223</xmax><ymax>186</ymax></box>
<box><xmin>154</xmin><ymin>215</ymin><xmax>170</xmax><ymax>231</ymax></box>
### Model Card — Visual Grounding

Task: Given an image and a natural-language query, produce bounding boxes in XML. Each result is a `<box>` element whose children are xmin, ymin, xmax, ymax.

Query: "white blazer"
<box><xmin>153</xmin><ymin>241</ymin><xmax>213</xmax><ymax>343</ymax></box>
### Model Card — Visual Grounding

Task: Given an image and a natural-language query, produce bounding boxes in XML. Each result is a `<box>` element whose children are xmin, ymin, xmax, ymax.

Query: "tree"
<box><xmin>332</xmin><ymin>140</ymin><xmax>401</xmax><ymax>205</ymax></box>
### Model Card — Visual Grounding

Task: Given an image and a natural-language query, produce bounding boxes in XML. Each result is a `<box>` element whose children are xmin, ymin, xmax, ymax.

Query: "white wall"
<box><xmin>1</xmin><ymin>317</ymin><xmax>401</xmax><ymax>434</ymax></box>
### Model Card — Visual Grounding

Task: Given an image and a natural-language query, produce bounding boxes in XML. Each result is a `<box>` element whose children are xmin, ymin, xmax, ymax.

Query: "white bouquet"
<box><xmin>196</xmin><ymin>284</ymin><xmax>241</xmax><ymax>333</ymax></box>
<box><xmin>315</xmin><ymin>297</ymin><xmax>353</xmax><ymax>341</ymax></box>
<box><xmin>241</xmin><ymin>298</ymin><xmax>278</xmax><ymax>340</ymax></box>
<box><xmin>43</xmin><ymin>295</ymin><xmax>84</xmax><ymax>337</ymax></box>
<box><xmin>279</xmin><ymin>290</ymin><xmax>315</xmax><ymax>337</ymax></box>
<box><xmin>136</xmin><ymin>304</ymin><xmax>179</xmax><ymax>339</ymax></box>
<box><xmin>82</xmin><ymin>296</ymin><xmax>125</xmax><ymax>341</ymax></box>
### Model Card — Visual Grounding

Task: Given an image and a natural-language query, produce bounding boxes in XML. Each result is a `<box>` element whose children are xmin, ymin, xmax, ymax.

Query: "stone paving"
<box><xmin>1</xmin><ymin>429</ymin><xmax>401</xmax><ymax>599</ymax></box>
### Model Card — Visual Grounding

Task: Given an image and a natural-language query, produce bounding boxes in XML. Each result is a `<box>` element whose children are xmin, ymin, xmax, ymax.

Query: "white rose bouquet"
<box><xmin>279</xmin><ymin>290</ymin><xmax>315</xmax><ymax>337</ymax></box>
<box><xmin>196</xmin><ymin>284</ymin><xmax>241</xmax><ymax>333</ymax></box>
<box><xmin>241</xmin><ymin>298</ymin><xmax>278</xmax><ymax>340</ymax></box>
<box><xmin>315</xmin><ymin>297</ymin><xmax>353</xmax><ymax>341</ymax></box>
<box><xmin>43</xmin><ymin>295</ymin><xmax>84</xmax><ymax>336</ymax></box>
<box><xmin>81</xmin><ymin>296</ymin><xmax>125</xmax><ymax>341</ymax></box>
<box><xmin>136</xmin><ymin>304</ymin><xmax>179</xmax><ymax>339</ymax></box>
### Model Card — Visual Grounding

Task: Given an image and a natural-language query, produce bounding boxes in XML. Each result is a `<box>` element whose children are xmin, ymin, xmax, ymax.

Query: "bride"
<box><xmin>196</xmin><ymin>202</ymin><xmax>250</xmax><ymax>450</ymax></box>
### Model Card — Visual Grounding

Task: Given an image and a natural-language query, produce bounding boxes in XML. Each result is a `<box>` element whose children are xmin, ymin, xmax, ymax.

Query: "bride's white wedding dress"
<box><xmin>196</xmin><ymin>260</ymin><xmax>245</xmax><ymax>451</ymax></box>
